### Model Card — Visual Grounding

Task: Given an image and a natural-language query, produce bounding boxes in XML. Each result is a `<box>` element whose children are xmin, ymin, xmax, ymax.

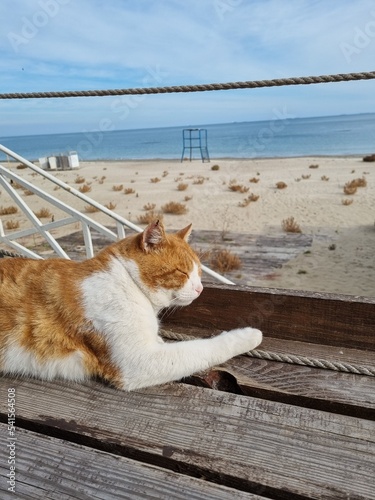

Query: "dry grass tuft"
<box><xmin>209</xmin><ymin>249</ymin><xmax>242</xmax><ymax>273</ymax></box>
<box><xmin>84</xmin><ymin>205</ymin><xmax>100</xmax><ymax>213</ymax></box>
<box><xmin>211</xmin><ymin>164</ymin><xmax>220</xmax><ymax>171</ymax></box>
<box><xmin>0</xmin><ymin>205</ymin><xmax>18</xmax><ymax>215</ymax></box>
<box><xmin>105</xmin><ymin>202</ymin><xmax>117</xmax><ymax>210</ymax></box>
<box><xmin>112</xmin><ymin>184</ymin><xmax>124</xmax><ymax>192</ymax></box>
<box><xmin>343</xmin><ymin>183</ymin><xmax>357</xmax><ymax>195</ymax></box>
<box><xmin>309</xmin><ymin>164</ymin><xmax>319</xmax><ymax>169</ymax></box>
<box><xmin>23</xmin><ymin>189</ymin><xmax>35</xmax><ymax>196</ymax></box>
<box><xmin>35</xmin><ymin>208</ymin><xmax>52</xmax><ymax>218</ymax></box>
<box><xmin>238</xmin><ymin>193</ymin><xmax>260</xmax><ymax>207</ymax></box>
<box><xmin>276</xmin><ymin>181</ymin><xmax>287</xmax><ymax>189</ymax></box>
<box><xmin>124</xmin><ymin>188</ymin><xmax>136</xmax><ymax>195</ymax></box>
<box><xmin>161</xmin><ymin>201</ymin><xmax>188</xmax><ymax>215</ymax></box>
<box><xmin>184</xmin><ymin>195</ymin><xmax>193</xmax><ymax>202</ymax></box>
<box><xmin>150</xmin><ymin>177</ymin><xmax>161</xmax><ymax>183</ymax></box>
<box><xmin>321</xmin><ymin>175</ymin><xmax>329</xmax><ymax>181</ymax></box>
<box><xmin>363</xmin><ymin>153</ymin><xmax>375</xmax><ymax>162</ymax></box>
<box><xmin>350</xmin><ymin>177</ymin><xmax>367</xmax><ymax>188</ymax></box>
<box><xmin>16</xmin><ymin>163</ymin><xmax>27</xmax><ymax>169</ymax></box>
<box><xmin>342</xmin><ymin>177</ymin><xmax>366</xmax><ymax>195</ymax></box>
<box><xmin>162</xmin><ymin>170</ymin><xmax>169</xmax><ymax>177</ymax></box>
<box><xmin>342</xmin><ymin>198</ymin><xmax>354</xmax><ymax>206</ymax></box>
<box><xmin>5</xmin><ymin>220</ymin><xmax>20</xmax><ymax>230</ymax></box>
<box><xmin>98</xmin><ymin>176</ymin><xmax>106</xmax><ymax>185</ymax></box>
<box><xmin>137</xmin><ymin>210</ymin><xmax>163</xmax><ymax>225</ymax></box>
<box><xmin>79</xmin><ymin>183</ymin><xmax>92</xmax><ymax>193</ymax></box>
<box><xmin>229</xmin><ymin>180</ymin><xmax>249</xmax><ymax>193</ymax></box>
<box><xmin>282</xmin><ymin>216</ymin><xmax>302</xmax><ymax>233</ymax></box>
<box><xmin>249</xmin><ymin>177</ymin><xmax>260</xmax><ymax>183</ymax></box>
<box><xmin>74</xmin><ymin>175</ymin><xmax>86</xmax><ymax>184</ymax></box>
<box><xmin>143</xmin><ymin>203</ymin><xmax>156</xmax><ymax>211</ymax></box>
<box><xmin>193</xmin><ymin>176</ymin><xmax>206</xmax><ymax>185</ymax></box>
<box><xmin>177</xmin><ymin>183</ymin><xmax>188</xmax><ymax>191</ymax></box>
<box><xmin>301</xmin><ymin>174</ymin><xmax>311</xmax><ymax>180</ymax></box>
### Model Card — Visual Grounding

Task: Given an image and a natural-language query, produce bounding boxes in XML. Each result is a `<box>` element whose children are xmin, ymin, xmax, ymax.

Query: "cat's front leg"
<box><xmin>121</xmin><ymin>326</ymin><xmax>262</xmax><ymax>391</ymax></box>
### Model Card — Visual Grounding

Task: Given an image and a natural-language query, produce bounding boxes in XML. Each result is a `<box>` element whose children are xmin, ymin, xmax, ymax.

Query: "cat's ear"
<box><xmin>176</xmin><ymin>223</ymin><xmax>192</xmax><ymax>242</ymax></box>
<box><xmin>141</xmin><ymin>220</ymin><xmax>165</xmax><ymax>252</ymax></box>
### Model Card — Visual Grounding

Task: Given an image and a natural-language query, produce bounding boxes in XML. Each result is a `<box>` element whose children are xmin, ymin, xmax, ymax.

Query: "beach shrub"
<box><xmin>238</xmin><ymin>193</ymin><xmax>260</xmax><ymax>207</ymax></box>
<box><xmin>209</xmin><ymin>249</ymin><xmax>242</xmax><ymax>273</ymax></box>
<box><xmin>342</xmin><ymin>177</ymin><xmax>366</xmax><ymax>195</ymax></box>
<box><xmin>23</xmin><ymin>189</ymin><xmax>35</xmax><ymax>196</ymax></box>
<box><xmin>184</xmin><ymin>195</ymin><xmax>193</xmax><ymax>202</ymax></box>
<box><xmin>143</xmin><ymin>203</ymin><xmax>156</xmax><ymax>211</ymax></box>
<box><xmin>5</xmin><ymin>220</ymin><xmax>20</xmax><ymax>229</ymax></box>
<box><xmin>161</xmin><ymin>201</ymin><xmax>188</xmax><ymax>215</ymax></box>
<box><xmin>150</xmin><ymin>177</ymin><xmax>161</xmax><ymax>183</ymax></box>
<box><xmin>249</xmin><ymin>177</ymin><xmax>260</xmax><ymax>183</ymax></box>
<box><xmin>79</xmin><ymin>183</ymin><xmax>92</xmax><ymax>193</ymax></box>
<box><xmin>162</xmin><ymin>170</ymin><xmax>169</xmax><ymax>177</ymax></box>
<box><xmin>35</xmin><ymin>208</ymin><xmax>52</xmax><ymax>218</ymax></box>
<box><xmin>137</xmin><ymin>210</ymin><xmax>163</xmax><ymax>225</ymax></box>
<box><xmin>84</xmin><ymin>205</ymin><xmax>100</xmax><ymax>213</ymax></box>
<box><xmin>211</xmin><ymin>164</ymin><xmax>220</xmax><ymax>171</ymax></box>
<box><xmin>301</xmin><ymin>174</ymin><xmax>311</xmax><ymax>180</ymax></box>
<box><xmin>177</xmin><ymin>183</ymin><xmax>188</xmax><ymax>191</ymax></box>
<box><xmin>112</xmin><ymin>184</ymin><xmax>124</xmax><ymax>192</ymax></box>
<box><xmin>0</xmin><ymin>206</ymin><xmax>18</xmax><ymax>215</ymax></box>
<box><xmin>342</xmin><ymin>198</ymin><xmax>354</xmax><ymax>205</ymax></box>
<box><xmin>74</xmin><ymin>175</ymin><xmax>85</xmax><ymax>184</ymax></box>
<box><xmin>309</xmin><ymin>164</ymin><xmax>319</xmax><ymax>169</ymax></box>
<box><xmin>16</xmin><ymin>163</ymin><xmax>27</xmax><ymax>169</ymax></box>
<box><xmin>276</xmin><ymin>181</ymin><xmax>287</xmax><ymax>189</ymax></box>
<box><xmin>105</xmin><ymin>202</ymin><xmax>117</xmax><ymax>210</ymax></box>
<box><xmin>350</xmin><ymin>177</ymin><xmax>367</xmax><ymax>188</ymax></box>
<box><xmin>124</xmin><ymin>188</ymin><xmax>136</xmax><ymax>195</ymax></box>
<box><xmin>282</xmin><ymin>216</ymin><xmax>302</xmax><ymax>233</ymax></box>
<box><xmin>193</xmin><ymin>176</ymin><xmax>206</xmax><ymax>185</ymax></box>
<box><xmin>363</xmin><ymin>154</ymin><xmax>375</xmax><ymax>162</ymax></box>
<box><xmin>229</xmin><ymin>180</ymin><xmax>249</xmax><ymax>193</ymax></box>
<box><xmin>321</xmin><ymin>175</ymin><xmax>329</xmax><ymax>181</ymax></box>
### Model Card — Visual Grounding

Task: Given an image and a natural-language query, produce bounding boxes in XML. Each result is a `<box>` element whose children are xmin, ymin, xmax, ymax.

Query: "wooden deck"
<box><xmin>1</xmin><ymin>284</ymin><xmax>374</xmax><ymax>499</ymax></box>
<box><xmin>41</xmin><ymin>228</ymin><xmax>317</xmax><ymax>284</ymax></box>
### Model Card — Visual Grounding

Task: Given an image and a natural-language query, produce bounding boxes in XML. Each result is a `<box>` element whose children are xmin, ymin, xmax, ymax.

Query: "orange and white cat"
<box><xmin>0</xmin><ymin>220</ymin><xmax>262</xmax><ymax>390</ymax></box>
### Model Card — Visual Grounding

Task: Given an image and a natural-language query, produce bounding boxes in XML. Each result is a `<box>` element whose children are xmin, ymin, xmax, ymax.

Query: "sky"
<box><xmin>0</xmin><ymin>0</ymin><xmax>375</xmax><ymax>136</ymax></box>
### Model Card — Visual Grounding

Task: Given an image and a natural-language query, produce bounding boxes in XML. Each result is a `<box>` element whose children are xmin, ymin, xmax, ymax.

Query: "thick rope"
<box><xmin>0</xmin><ymin>249</ymin><xmax>27</xmax><ymax>258</ymax></box>
<box><xmin>161</xmin><ymin>330</ymin><xmax>375</xmax><ymax>377</ymax></box>
<box><xmin>1</xmin><ymin>71</ymin><xmax>374</xmax><ymax>100</ymax></box>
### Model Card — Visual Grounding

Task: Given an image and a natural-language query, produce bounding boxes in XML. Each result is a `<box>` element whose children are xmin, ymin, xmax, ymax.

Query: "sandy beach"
<box><xmin>1</xmin><ymin>156</ymin><xmax>374</xmax><ymax>297</ymax></box>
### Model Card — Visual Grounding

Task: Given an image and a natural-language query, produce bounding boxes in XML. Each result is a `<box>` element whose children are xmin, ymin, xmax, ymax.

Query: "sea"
<box><xmin>0</xmin><ymin>113</ymin><xmax>374</xmax><ymax>162</ymax></box>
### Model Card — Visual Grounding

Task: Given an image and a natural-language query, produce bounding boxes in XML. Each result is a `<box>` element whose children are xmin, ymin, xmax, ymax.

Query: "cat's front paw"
<box><xmin>222</xmin><ymin>327</ymin><xmax>263</xmax><ymax>356</ymax></box>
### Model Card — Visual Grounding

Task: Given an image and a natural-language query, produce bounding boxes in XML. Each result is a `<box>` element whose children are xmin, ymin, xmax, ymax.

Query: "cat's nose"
<box><xmin>195</xmin><ymin>283</ymin><xmax>203</xmax><ymax>295</ymax></box>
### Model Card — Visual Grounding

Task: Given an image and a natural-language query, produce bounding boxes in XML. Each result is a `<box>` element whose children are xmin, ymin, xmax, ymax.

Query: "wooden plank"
<box><xmin>1</xmin><ymin>377</ymin><xmax>374</xmax><ymax>499</ymax></box>
<box><xmin>189</xmin><ymin>357</ymin><xmax>375</xmax><ymax>420</ymax></box>
<box><xmin>0</xmin><ymin>425</ymin><xmax>260</xmax><ymax>500</ymax></box>
<box><xmin>162</xmin><ymin>331</ymin><xmax>375</xmax><ymax>418</ymax></box>
<box><xmin>163</xmin><ymin>283</ymin><xmax>375</xmax><ymax>349</ymax></box>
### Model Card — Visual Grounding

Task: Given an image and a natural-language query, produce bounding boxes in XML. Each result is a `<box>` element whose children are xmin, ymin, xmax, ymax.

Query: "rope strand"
<box><xmin>1</xmin><ymin>71</ymin><xmax>374</xmax><ymax>100</ymax></box>
<box><xmin>161</xmin><ymin>330</ymin><xmax>375</xmax><ymax>377</ymax></box>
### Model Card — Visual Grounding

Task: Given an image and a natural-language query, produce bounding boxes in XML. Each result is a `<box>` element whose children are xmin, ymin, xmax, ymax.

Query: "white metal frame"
<box><xmin>0</xmin><ymin>144</ymin><xmax>234</xmax><ymax>284</ymax></box>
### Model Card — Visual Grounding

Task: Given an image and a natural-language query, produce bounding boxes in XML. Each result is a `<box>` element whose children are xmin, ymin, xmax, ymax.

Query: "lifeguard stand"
<box><xmin>181</xmin><ymin>129</ymin><xmax>210</xmax><ymax>162</ymax></box>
